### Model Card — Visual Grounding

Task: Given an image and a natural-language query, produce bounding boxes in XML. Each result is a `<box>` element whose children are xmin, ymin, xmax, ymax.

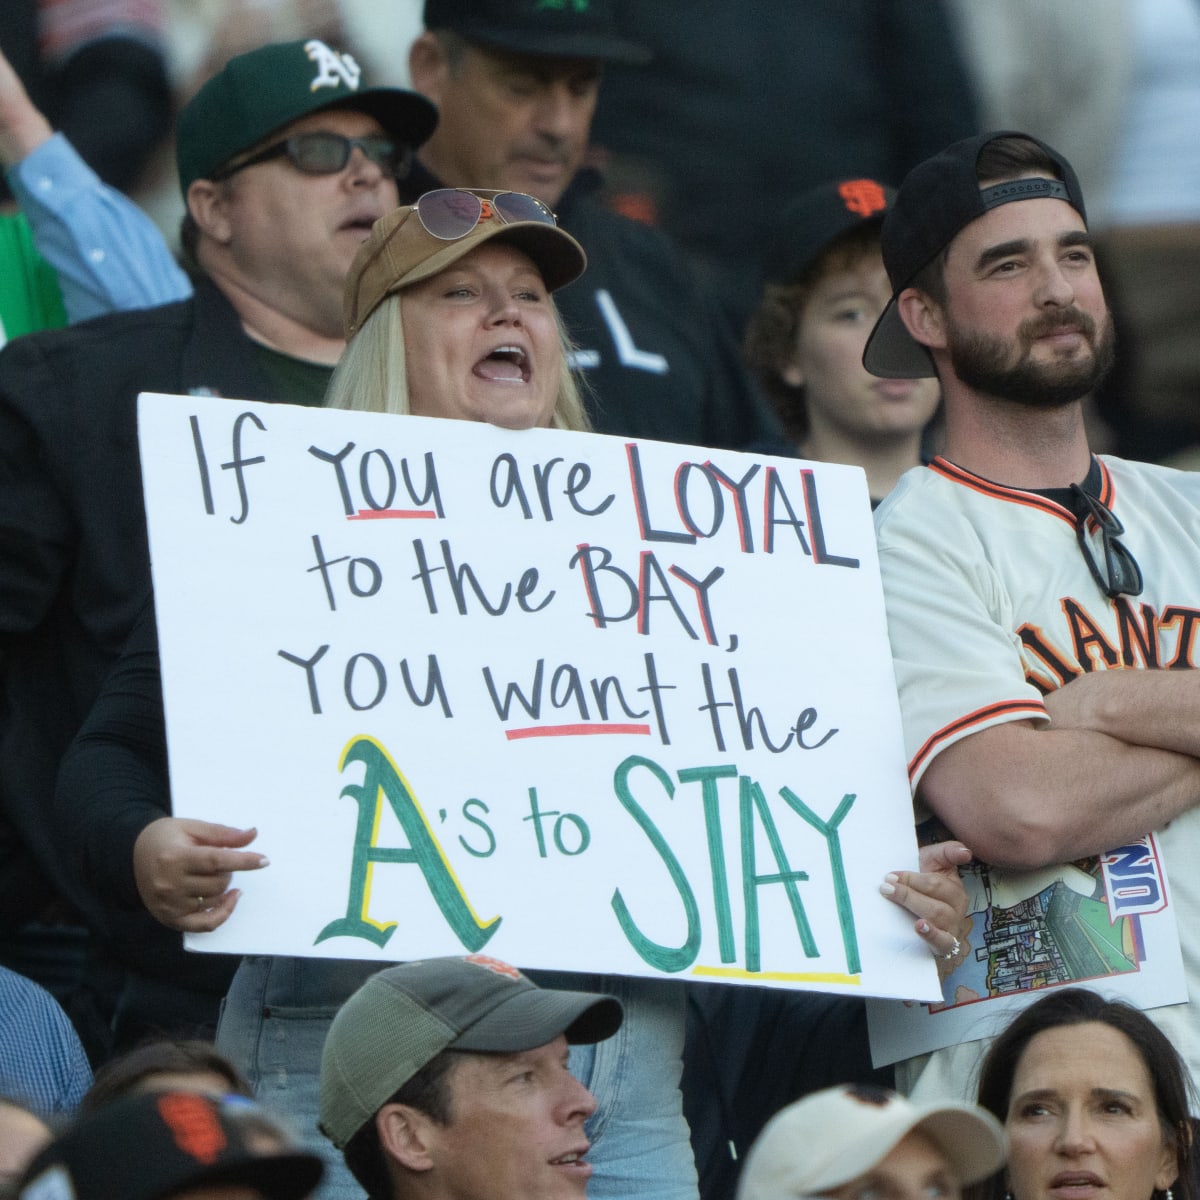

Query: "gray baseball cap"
<box><xmin>319</xmin><ymin>956</ymin><xmax>622</xmax><ymax>1149</ymax></box>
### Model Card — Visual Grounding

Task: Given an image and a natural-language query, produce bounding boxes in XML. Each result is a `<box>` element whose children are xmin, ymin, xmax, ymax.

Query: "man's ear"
<box><xmin>376</xmin><ymin>1103</ymin><xmax>438</xmax><ymax>1174</ymax></box>
<box><xmin>186</xmin><ymin>179</ymin><xmax>233</xmax><ymax>246</ymax></box>
<box><xmin>408</xmin><ymin>31</ymin><xmax>448</xmax><ymax>105</ymax></box>
<box><xmin>897</xmin><ymin>287</ymin><xmax>947</xmax><ymax>353</ymax></box>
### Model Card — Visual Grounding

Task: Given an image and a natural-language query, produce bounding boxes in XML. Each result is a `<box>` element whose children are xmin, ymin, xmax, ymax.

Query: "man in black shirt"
<box><xmin>408</xmin><ymin>0</ymin><xmax>783</xmax><ymax>450</ymax></box>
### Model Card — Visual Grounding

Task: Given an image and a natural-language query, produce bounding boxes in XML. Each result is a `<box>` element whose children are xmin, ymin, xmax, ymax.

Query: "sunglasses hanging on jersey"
<box><xmin>1069</xmin><ymin>483</ymin><xmax>1144</xmax><ymax>599</ymax></box>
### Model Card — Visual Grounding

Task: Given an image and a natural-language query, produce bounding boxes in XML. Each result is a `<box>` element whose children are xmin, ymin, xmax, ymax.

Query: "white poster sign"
<box><xmin>139</xmin><ymin>392</ymin><xmax>941</xmax><ymax>1001</ymax></box>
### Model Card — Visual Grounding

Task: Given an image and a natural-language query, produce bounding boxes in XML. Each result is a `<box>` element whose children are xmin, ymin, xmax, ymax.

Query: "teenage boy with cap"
<box><xmin>735</xmin><ymin>1083</ymin><xmax>1005</xmax><ymax>1200</ymax></box>
<box><xmin>0</xmin><ymin>39</ymin><xmax>435</xmax><ymax>1047</ymax></box>
<box><xmin>17</xmin><ymin>1089</ymin><xmax>324</xmax><ymax>1200</ymax></box>
<box><xmin>681</xmin><ymin>177</ymin><xmax>945</xmax><ymax>1200</ymax></box>
<box><xmin>865</xmin><ymin>131</ymin><xmax>1200</xmax><ymax>1106</ymax></box>
<box><xmin>319</xmin><ymin>956</ymin><xmax>622</xmax><ymax>1200</ymax></box>
<box><xmin>407</xmin><ymin>0</ymin><xmax>783</xmax><ymax>451</ymax></box>
<box><xmin>742</xmin><ymin>178</ymin><xmax>941</xmax><ymax>505</ymax></box>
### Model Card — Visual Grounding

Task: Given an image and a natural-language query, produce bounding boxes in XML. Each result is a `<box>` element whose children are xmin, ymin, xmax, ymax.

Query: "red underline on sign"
<box><xmin>347</xmin><ymin>509</ymin><xmax>438</xmax><ymax>520</ymax></box>
<box><xmin>505</xmin><ymin>723</ymin><xmax>652</xmax><ymax>741</ymax></box>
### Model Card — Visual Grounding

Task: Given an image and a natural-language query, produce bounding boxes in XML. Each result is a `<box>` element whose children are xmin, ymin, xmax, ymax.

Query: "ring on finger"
<box><xmin>939</xmin><ymin>935</ymin><xmax>962</xmax><ymax>961</ymax></box>
<box><xmin>196</xmin><ymin>895</ymin><xmax>206</xmax><ymax>912</ymax></box>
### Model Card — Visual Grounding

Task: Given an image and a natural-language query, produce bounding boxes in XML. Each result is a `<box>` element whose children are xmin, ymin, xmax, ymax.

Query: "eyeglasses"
<box><xmin>413</xmin><ymin>188</ymin><xmax>557</xmax><ymax>240</ymax></box>
<box><xmin>1070</xmin><ymin>483</ymin><xmax>1143</xmax><ymax>599</ymax></box>
<box><xmin>211</xmin><ymin>132</ymin><xmax>412</xmax><ymax>181</ymax></box>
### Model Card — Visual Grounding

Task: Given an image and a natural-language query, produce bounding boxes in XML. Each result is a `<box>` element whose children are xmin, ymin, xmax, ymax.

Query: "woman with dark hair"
<box><xmin>975</xmin><ymin>988</ymin><xmax>1193</xmax><ymax>1200</ymax></box>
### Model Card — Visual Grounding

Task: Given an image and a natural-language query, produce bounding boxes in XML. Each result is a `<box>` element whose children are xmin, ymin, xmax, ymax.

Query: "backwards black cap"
<box><xmin>863</xmin><ymin>131</ymin><xmax>1086</xmax><ymax>379</ymax></box>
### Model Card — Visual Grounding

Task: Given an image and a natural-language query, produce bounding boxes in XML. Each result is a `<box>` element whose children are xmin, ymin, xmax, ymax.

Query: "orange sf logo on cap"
<box><xmin>466</xmin><ymin>954</ymin><xmax>522</xmax><ymax>980</ymax></box>
<box><xmin>157</xmin><ymin>1093</ymin><xmax>227</xmax><ymax>1165</ymax></box>
<box><xmin>839</xmin><ymin>179</ymin><xmax>888</xmax><ymax>219</ymax></box>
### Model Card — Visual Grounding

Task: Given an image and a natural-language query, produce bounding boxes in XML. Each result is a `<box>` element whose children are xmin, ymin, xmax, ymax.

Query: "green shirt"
<box><xmin>253</xmin><ymin>341</ymin><xmax>335</xmax><ymax>407</ymax></box>
<box><xmin>0</xmin><ymin>212</ymin><xmax>67</xmax><ymax>345</ymax></box>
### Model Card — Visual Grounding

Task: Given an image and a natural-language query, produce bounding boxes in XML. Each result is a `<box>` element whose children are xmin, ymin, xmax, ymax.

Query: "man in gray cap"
<box><xmin>320</xmin><ymin>955</ymin><xmax>622</xmax><ymax>1200</ymax></box>
<box><xmin>406</xmin><ymin>0</ymin><xmax>782</xmax><ymax>451</ymax></box>
<box><xmin>866</xmin><ymin>131</ymin><xmax>1200</xmax><ymax>1106</ymax></box>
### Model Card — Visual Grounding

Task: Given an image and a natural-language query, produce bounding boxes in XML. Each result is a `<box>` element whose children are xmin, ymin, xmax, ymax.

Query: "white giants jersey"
<box><xmin>875</xmin><ymin>453</ymin><xmax>1200</xmax><ymax>1101</ymax></box>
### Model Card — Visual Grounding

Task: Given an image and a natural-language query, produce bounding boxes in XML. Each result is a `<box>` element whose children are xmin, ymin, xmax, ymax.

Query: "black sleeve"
<box><xmin>0</xmin><ymin>335</ymin><xmax>76</xmax><ymax>651</ymax></box>
<box><xmin>54</xmin><ymin>592</ymin><xmax>171</xmax><ymax>910</ymax></box>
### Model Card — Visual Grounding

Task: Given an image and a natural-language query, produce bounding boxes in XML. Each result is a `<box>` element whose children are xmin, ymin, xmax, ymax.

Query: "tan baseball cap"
<box><xmin>343</xmin><ymin>188</ymin><xmax>587</xmax><ymax>337</ymax></box>
<box><xmin>736</xmin><ymin>1084</ymin><xmax>1006</xmax><ymax>1200</ymax></box>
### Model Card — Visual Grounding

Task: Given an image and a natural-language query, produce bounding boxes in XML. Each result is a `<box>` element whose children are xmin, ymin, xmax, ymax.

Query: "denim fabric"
<box><xmin>216</xmin><ymin>956</ymin><xmax>697</xmax><ymax>1200</ymax></box>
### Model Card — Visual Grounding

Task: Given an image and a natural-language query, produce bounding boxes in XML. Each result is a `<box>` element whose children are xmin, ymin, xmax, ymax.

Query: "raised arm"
<box><xmin>0</xmin><ymin>44</ymin><xmax>52</xmax><ymax>166</ymax></box>
<box><xmin>0</xmin><ymin>41</ymin><xmax>191</xmax><ymax>321</ymax></box>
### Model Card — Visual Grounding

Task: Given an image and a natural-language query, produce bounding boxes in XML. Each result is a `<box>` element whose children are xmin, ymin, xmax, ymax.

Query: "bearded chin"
<box><xmin>946</xmin><ymin>313</ymin><xmax>1117</xmax><ymax>409</ymax></box>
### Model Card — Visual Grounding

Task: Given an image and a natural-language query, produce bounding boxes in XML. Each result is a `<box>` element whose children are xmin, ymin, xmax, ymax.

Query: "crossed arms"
<box><xmin>920</xmin><ymin>668</ymin><xmax>1200</xmax><ymax>869</ymax></box>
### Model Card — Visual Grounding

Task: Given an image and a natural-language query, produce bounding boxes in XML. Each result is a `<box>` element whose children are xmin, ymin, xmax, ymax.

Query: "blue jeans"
<box><xmin>216</xmin><ymin>956</ymin><xmax>698</xmax><ymax>1200</ymax></box>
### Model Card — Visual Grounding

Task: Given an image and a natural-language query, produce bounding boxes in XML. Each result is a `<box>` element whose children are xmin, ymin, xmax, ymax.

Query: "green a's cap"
<box><xmin>176</xmin><ymin>39</ymin><xmax>438</xmax><ymax>193</ymax></box>
<box><xmin>318</xmin><ymin>955</ymin><xmax>622</xmax><ymax>1149</ymax></box>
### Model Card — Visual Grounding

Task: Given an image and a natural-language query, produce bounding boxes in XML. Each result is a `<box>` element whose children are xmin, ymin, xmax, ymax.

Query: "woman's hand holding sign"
<box><xmin>132</xmin><ymin>816</ymin><xmax>268</xmax><ymax>932</ymax></box>
<box><xmin>881</xmin><ymin>840</ymin><xmax>973</xmax><ymax>978</ymax></box>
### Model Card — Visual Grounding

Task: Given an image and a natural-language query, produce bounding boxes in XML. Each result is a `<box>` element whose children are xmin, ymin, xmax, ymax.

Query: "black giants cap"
<box><xmin>863</xmin><ymin>130</ymin><xmax>1087</xmax><ymax>379</ymax></box>
<box><xmin>18</xmin><ymin>1091</ymin><xmax>322</xmax><ymax>1200</ymax></box>
<box><xmin>764</xmin><ymin>178</ymin><xmax>896</xmax><ymax>286</ymax></box>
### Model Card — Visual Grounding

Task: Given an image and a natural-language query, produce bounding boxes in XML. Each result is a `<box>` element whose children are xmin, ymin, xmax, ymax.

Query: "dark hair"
<box><xmin>341</xmin><ymin>1050</ymin><xmax>461</xmax><ymax>1200</ymax></box>
<box><xmin>912</xmin><ymin>134</ymin><xmax>1065</xmax><ymax>306</ymax></box>
<box><xmin>743</xmin><ymin>220</ymin><xmax>884</xmax><ymax>441</ymax></box>
<box><xmin>973</xmin><ymin>989</ymin><xmax>1193</xmax><ymax>1200</ymax></box>
<box><xmin>81</xmin><ymin>1039</ymin><xmax>253</xmax><ymax>1114</ymax></box>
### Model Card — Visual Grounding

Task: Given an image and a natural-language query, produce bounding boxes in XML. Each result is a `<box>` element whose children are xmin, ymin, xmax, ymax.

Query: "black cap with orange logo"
<box><xmin>763</xmin><ymin>178</ymin><xmax>896</xmax><ymax>287</ymax></box>
<box><xmin>17</xmin><ymin>1091</ymin><xmax>322</xmax><ymax>1200</ymax></box>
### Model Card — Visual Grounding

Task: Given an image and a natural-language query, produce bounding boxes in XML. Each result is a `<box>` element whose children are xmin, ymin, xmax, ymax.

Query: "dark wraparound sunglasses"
<box><xmin>211</xmin><ymin>132</ymin><xmax>412</xmax><ymax>181</ymax></box>
<box><xmin>413</xmin><ymin>188</ymin><xmax>557</xmax><ymax>240</ymax></box>
<box><xmin>1070</xmin><ymin>483</ymin><xmax>1144</xmax><ymax>599</ymax></box>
